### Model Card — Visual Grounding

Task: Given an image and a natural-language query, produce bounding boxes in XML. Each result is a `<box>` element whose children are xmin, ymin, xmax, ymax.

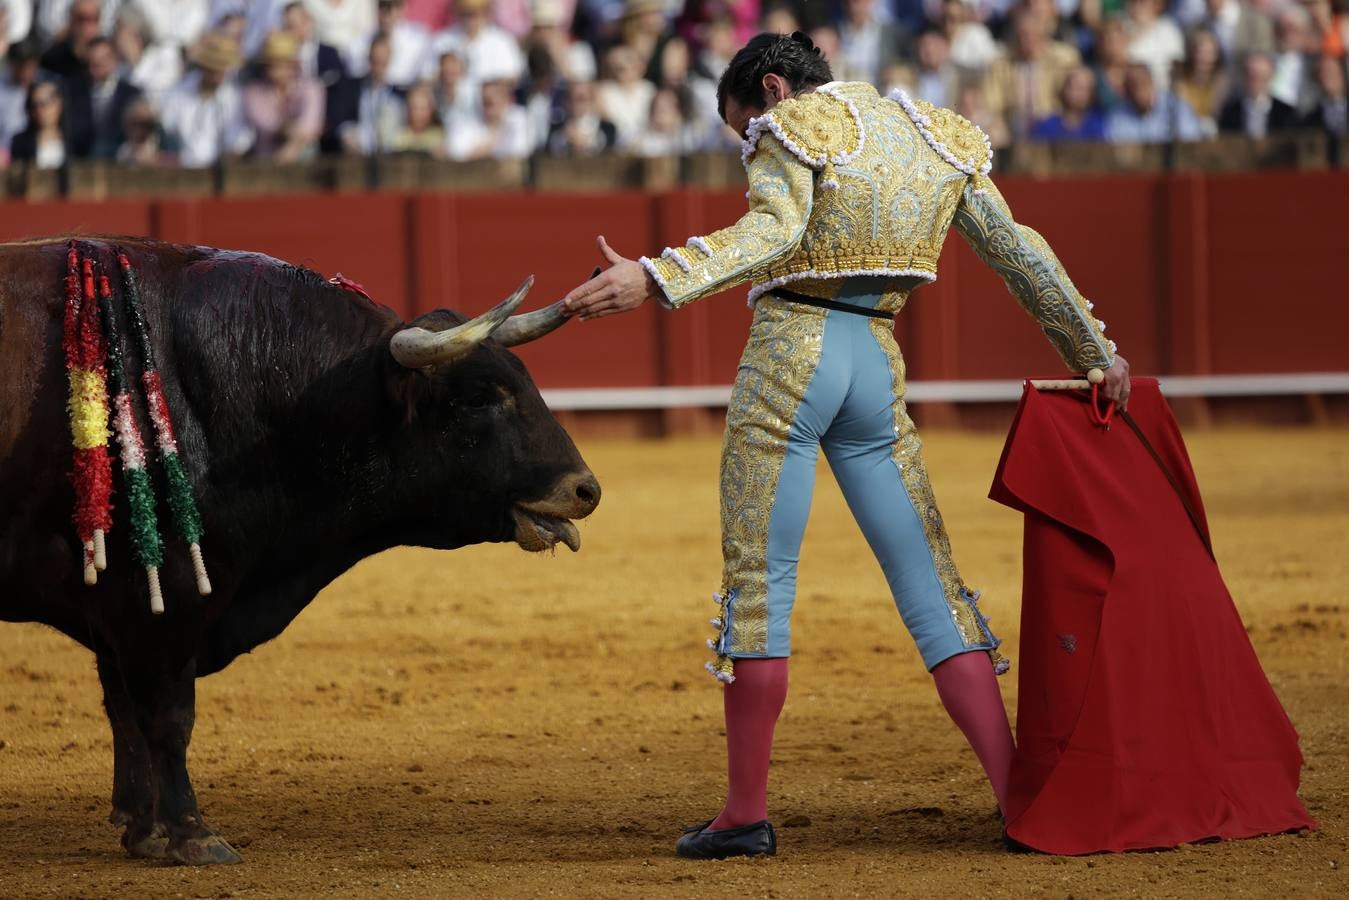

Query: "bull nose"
<box><xmin>566</xmin><ymin>470</ymin><xmax>601</xmax><ymax>516</ymax></box>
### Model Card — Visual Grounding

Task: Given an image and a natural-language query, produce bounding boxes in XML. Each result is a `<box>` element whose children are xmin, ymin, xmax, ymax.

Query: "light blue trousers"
<box><xmin>716</xmin><ymin>280</ymin><xmax>1001</xmax><ymax>672</ymax></box>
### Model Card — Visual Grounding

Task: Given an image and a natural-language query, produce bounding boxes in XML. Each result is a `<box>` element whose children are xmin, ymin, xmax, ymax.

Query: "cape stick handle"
<box><xmin>1029</xmin><ymin>367</ymin><xmax>1106</xmax><ymax>391</ymax></box>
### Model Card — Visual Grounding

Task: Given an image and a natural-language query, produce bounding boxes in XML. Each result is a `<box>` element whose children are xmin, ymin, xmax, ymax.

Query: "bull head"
<box><xmin>388</xmin><ymin>277</ymin><xmax>569</xmax><ymax>368</ymax></box>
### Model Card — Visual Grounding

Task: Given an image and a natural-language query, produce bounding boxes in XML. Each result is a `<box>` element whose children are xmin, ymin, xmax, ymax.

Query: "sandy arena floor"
<box><xmin>0</xmin><ymin>428</ymin><xmax>1345</xmax><ymax>898</ymax></box>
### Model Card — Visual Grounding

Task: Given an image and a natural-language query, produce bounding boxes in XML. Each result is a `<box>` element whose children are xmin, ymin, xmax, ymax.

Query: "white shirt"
<box><xmin>131</xmin><ymin>0</ymin><xmax>210</xmax><ymax>49</ymax></box>
<box><xmin>596</xmin><ymin>79</ymin><xmax>654</xmax><ymax>148</ymax></box>
<box><xmin>1127</xmin><ymin>17</ymin><xmax>1185</xmax><ymax>89</ymax></box>
<box><xmin>159</xmin><ymin>72</ymin><xmax>254</xmax><ymax>167</ymax></box>
<box><xmin>302</xmin><ymin>0</ymin><xmax>376</xmax><ymax>55</ymax></box>
<box><xmin>446</xmin><ymin>106</ymin><xmax>530</xmax><ymax>161</ymax></box>
<box><xmin>3</xmin><ymin>0</ymin><xmax>32</xmax><ymax>43</ymax></box>
<box><xmin>949</xmin><ymin>23</ymin><xmax>1000</xmax><ymax>72</ymax></box>
<box><xmin>127</xmin><ymin>43</ymin><xmax>184</xmax><ymax>110</ymax></box>
<box><xmin>430</xmin><ymin>25</ymin><xmax>525</xmax><ymax>89</ymax></box>
<box><xmin>344</xmin><ymin>80</ymin><xmax>404</xmax><ymax>153</ymax></box>
<box><xmin>1242</xmin><ymin>94</ymin><xmax>1272</xmax><ymax>139</ymax></box>
<box><xmin>349</xmin><ymin>21</ymin><xmax>431</xmax><ymax>89</ymax></box>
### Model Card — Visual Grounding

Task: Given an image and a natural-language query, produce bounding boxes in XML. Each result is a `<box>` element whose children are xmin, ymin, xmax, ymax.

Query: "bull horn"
<box><xmin>493</xmin><ymin>300</ymin><xmax>569</xmax><ymax>348</ymax></box>
<box><xmin>389</xmin><ymin>276</ymin><xmax>534</xmax><ymax>368</ymax></box>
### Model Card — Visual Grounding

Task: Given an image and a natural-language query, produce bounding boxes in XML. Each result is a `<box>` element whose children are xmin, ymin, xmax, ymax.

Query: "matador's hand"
<box><xmin>1101</xmin><ymin>354</ymin><xmax>1131</xmax><ymax>409</ymax></box>
<box><xmin>562</xmin><ymin>236</ymin><xmax>660</xmax><ymax>321</ymax></box>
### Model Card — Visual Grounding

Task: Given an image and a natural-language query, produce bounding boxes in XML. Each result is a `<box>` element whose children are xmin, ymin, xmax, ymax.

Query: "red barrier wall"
<box><xmin>2</xmin><ymin>171</ymin><xmax>1346</xmax><ymax>390</ymax></box>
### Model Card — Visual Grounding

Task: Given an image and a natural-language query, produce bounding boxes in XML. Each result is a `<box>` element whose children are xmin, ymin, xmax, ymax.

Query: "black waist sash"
<box><xmin>768</xmin><ymin>286</ymin><xmax>894</xmax><ymax>320</ymax></box>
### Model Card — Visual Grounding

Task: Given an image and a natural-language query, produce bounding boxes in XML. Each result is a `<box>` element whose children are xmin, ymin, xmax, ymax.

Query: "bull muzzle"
<box><xmin>389</xmin><ymin>277</ymin><xmax>572</xmax><ymax>368</ymax></box>
<box><xmin>512</xmin><ymin>470</ymin><xmax>601</xmax><ymax>553</ymax></box>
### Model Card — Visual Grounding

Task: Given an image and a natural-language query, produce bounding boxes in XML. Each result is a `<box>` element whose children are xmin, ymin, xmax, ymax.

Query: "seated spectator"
<box><xmin>1191</xmin><ymin>0</ymin><xmax>1274</xmax><ymax>65</ymax></box>
<box><xmin>1174</xmin><ymin>27</ymin><xmax>1229</xmax><ymax>136</ymax></box>
<box><xmin>341</xmin><ymin>32</ymin><xmax>406</xmax><ymax>154</ymax></box>
<box><xmin>114</xmin><ymin>6</ymin><xmax>184</xmax><ymax>109</ymax></box>
<box><xmin>10</xmin><ymin>80</ymin><xmax>70</xmax><ymax>169</ymax></box>
<box><xmin>160</xmin><ymin>34</ymin><xmax>255</xmax><ymax>167</ymax></box>
<box><xmin>351</xmin><ymin>0</ymin><xmax>432</xmax><ymax>89</ymax></box>
<box><xmin>1271</xmin><ymin>5</ymin><xmax>1319</xmax><ymax>113</ymax></box>
<box><xmin>522</xmin><ymin>44</ymin><xmax>563</xmax><ymax>152</ymax></box>
<box><xmin>654</xmin><ymin>36</ymin><xmax>719</xmax><ymax>148</ymax></box>
<box><xmin>1106</xmin><ymin>62</ymin><xmax>1204</xmax><ymax>142</ymax></box>
<box><xmin>446</xmin><ymin>77</ymin><xmax>530</xmax><ymax>160</ymax></box>
<box><xmin>65</xmin><ymin>36</ymin><xmax>143</xmax><ymax>160</ymax></box>
<box><xmin>525</xmin><ymin>0</ymin><xmax>596</xmax><ymax>83</ymax></box>
<box><xmin>1218</xmin><ymin>52</ymin><xmax>1300</xmax><ymax>137</ymax></box>
<box><xmin>901</xmin><ymin>28</ymin><xmax>960</xmax><ymax>109</ymax></box>
<box><xmin>39</xmin><ymin>0</ymin><xmax>102</xmax><ymax>79</ymax></box>
<box><xmin>837</xmin><ymin>0</ymin><xmax>910</xmax><ymax>86</ymax></box>
<box><xmin>983</xmin><ymin>7</ymin><xmax>1082</xmax><ymax>140</ymax></box>
<box><xmin>940</xmin><ymin>0</ymin><xmax>999</xmax><ymax>72</ymax></box>
<box><xmin>0</xmin><ymin>37</ymin><xmax>43</xmax><ymax>164</ymax></box>
<box><xmin>1303</xmin><ymin>53</ymin><xmax>1348</xmax><ymax>133</ymax></box>
<box><xmin>760</xmin><ymin>3</ymin><xmax>802</xmax><ymax>36</ymax></box>
<box><xmin>389</xmin><ymin>80</ymin><xmax>445</xmax><ymax>154</ymax></box>
<box><xmin>1093</xmin><ymin>16</ymin><xmax>1133</xmax><ymax>112</ymax></box>
<box><xmin>244</xmin><ymin>31</ymin><xmax>326</xmax><ymax>162</ymax></box>
<box><xmin>1031</xmin><ymin>65</ymin><xmax>1107</xmax><ymax>140</ymax></box>
<box><xmin>546</xmin><ymin>78</ymin><xmax>617</xmax><ymax>156</ymax></box>
<box><xmin>434</xmin><ymin>47</ymin><xmax>476</xmax><ymax>126</ymax></box>
<box><xmin>636</xmin><ymin>85</ymin><xmax>699</xmax><ymax>156</ymax></box>
<box><xmin>619</xmin><ymin>0</ymin><xmax>674</xmax><ymax>80</ymax></box>
<box><xmin>279</xmin><ymin>1</ymin><xmax>351</xmax><ymax>153</ymax></box>
<box><xmin>116</xmin><ymin>96</ymin><xmax>165</xmax><ymax>165</ymax></box>
<box><xmin>597</xmin><ymin>44</ymin><xmax>654</xmax><ymax>148</ymax></box>
<box><xmin>431</xmin><ymin>0</ymin><xmax>526</xmax><ymax>90</ymax></box>
<box><xmin>1124</xmin><ymin>0</ymin><xmax>1185</xmax><ymax>88</ymax></box>
<box><xmin>955</xmin><ymin>78</ymin><xmax>1010</xmax><ymax>150</ymax></box>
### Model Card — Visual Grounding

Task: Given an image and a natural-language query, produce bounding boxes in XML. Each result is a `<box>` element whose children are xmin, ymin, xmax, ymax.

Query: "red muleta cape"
<box><xmin>990</xmin><ymin>378</ymin><xmax>1316</xmax><ymax>854</ymax></box>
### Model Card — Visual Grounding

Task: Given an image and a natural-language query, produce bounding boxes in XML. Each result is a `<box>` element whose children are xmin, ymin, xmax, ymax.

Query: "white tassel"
<box><xmin>147</xmin><ymin>566</ymin><xmax>164</xmax><ymax>615</ymax></box>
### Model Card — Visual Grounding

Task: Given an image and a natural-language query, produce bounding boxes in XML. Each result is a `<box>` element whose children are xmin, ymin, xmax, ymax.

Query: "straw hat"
<box><xmin>189</xmin><ymin>33</ymin><xmax>242</xmax><ymax>73</ymax></box>
<box><xmin>259</xmin><ymin>31</ymin><xmax>300</xmax><ymax>66</ymax></box>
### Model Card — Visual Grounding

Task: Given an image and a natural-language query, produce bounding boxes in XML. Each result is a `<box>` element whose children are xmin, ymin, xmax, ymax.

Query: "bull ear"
<box><xmin>388</xmin><ymin>277</ymin><xmax>533</xmax><ymax>368</ymax></box>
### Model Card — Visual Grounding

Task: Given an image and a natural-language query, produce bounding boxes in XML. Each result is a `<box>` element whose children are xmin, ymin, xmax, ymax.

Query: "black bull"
<box><xmin>0</xmin><ymin>238</ymin><xmax>599</xmax><ymax>864</ymax></box>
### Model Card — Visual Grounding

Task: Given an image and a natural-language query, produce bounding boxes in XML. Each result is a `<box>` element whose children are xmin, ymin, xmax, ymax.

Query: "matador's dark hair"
<box><xmin>716</xmin><ymin>32</ymin><xmax>833</xmax><ymax>122</ymax></box>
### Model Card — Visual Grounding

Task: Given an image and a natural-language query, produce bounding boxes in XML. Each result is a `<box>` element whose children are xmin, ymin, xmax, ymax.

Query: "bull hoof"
<box><xmin>168</xmin><ymin>833</ymin><xmax>242</xmax><ymax>866</ymax></box>
<box><xmin>122</xmin><ymin>823</ymin><xmax>169</xmax><ymax>860</ymax></box>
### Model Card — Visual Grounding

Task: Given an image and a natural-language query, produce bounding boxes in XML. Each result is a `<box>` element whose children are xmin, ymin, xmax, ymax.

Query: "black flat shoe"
<box><xmin>675</xmin><ymin>820</ymin><xmax>776</xmax><ymax>860</ymax></box>
<box><xmin>681</xmin><ymin>818</ymin><xmax>714</xmax><ymax>835</ymax></box>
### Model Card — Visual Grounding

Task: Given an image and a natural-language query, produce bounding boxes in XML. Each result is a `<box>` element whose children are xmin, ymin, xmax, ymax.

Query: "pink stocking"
<box><xmin>710</xmin><ymin>657</ymin><xmax>789</xmax><ymax>830</ymax></box>
<box><xmin>932</xmin><ymin>650</ymin><xmax>1014</xmax><ymax>814</ymax></box>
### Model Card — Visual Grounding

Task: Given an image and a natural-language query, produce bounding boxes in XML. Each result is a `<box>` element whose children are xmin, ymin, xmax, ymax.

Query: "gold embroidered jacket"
<box><xmin>639</xmin><ymin>82</ymin><xmax>1117</xmax><ymax>372</ymax></box>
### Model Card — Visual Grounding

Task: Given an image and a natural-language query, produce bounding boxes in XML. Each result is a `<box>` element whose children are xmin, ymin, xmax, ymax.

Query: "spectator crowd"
<box><xmin>1</xmin><ymin>0</ymin><xmax>1346</xmax><ymax>171</ymax></box>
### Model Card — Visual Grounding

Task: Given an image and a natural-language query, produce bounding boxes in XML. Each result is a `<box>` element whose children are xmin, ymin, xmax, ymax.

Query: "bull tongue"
<box><xmin>555</xmin><ymin>520</ymin><xmax>580</xmax><ymax>552</ymax></box>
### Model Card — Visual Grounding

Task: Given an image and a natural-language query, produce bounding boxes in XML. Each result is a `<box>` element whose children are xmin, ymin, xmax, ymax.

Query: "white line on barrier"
<box><xmin>539</xmin><ymin>373</ymin><xmax>1349</xmax><ymax>411</ymax></box>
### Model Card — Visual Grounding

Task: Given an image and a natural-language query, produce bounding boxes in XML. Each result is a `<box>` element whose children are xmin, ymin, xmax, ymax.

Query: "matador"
<box><xmin>563</xmin><ymin>31</ymin><xmax>1131</xmax><ymax>860</ymax></box>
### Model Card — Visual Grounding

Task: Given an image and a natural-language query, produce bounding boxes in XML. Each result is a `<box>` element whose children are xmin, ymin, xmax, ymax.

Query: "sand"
<box><xmin>0</xmin><ymin>428</ymin><xmax>1344</xmax><ymax>898</ymax></box>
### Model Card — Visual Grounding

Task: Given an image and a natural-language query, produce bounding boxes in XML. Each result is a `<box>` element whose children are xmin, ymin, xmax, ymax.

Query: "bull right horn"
<box><xmin>389</xmin><ymin>276</ymin><xmax>533</xmax><ymax>368</ymax></box>
<box><xmin>493</xmin><ymin>300</ymin><xmax>569</xmax><ymax>348</ymax></box>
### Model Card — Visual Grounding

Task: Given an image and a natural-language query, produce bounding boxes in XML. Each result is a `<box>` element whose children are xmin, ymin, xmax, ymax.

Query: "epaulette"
<box><xmin>889</xmin><ymin>89</ymin><xmax>993</xmax><ymax>180</ymax></box>
<box><xmin>741</xmin><ymin>85</ymin><xmax>865</xmax><ymax>189</ymax></box>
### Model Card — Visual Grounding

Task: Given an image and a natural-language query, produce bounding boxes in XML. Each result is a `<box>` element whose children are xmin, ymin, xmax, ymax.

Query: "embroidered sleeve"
<box><xmin>952</xmin><ymin>178</ymin><xmax>1116</xmax><ymax>372</ymax></box>
<box><xmin>641</xmin><ymin>133</ymin><xmax>815</xmax><ymax>309</ymax></box>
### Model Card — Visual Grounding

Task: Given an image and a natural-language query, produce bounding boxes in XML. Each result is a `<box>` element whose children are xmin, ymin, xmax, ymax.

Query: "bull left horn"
<box><xmin>389</xmin><ymin>276</ymin><xmax>534</xmax><ymax>368</ymax></box>
<box><xmin>493</xmin><ymin>300</ymin><xmax>570</xmax><ymax>348</ymax></box>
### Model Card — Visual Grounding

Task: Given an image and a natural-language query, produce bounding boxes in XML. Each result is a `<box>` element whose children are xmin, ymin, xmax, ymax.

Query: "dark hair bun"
<box><xmin>789</xmin><ymin>31</ymin><xmax>819</xmax><ymax>55</ymax></box>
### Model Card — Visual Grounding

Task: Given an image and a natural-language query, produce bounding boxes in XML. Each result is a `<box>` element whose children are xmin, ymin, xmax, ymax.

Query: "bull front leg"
<box><xmin>121</xmin><ymin>653</ymin><xmax>241</xmax><ymax>865</ymax></box>
<box><xmin>96</xmin><ymin>653</ymin><xmax>165</xmax><ymax>858</ymax></box>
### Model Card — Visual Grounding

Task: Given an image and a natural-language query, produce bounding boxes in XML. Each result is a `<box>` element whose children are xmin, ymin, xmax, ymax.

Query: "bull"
<box><xmin>0</xmin><ymin>237</ymin><xmax>600</xmax><ymax>864</ymax></box>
